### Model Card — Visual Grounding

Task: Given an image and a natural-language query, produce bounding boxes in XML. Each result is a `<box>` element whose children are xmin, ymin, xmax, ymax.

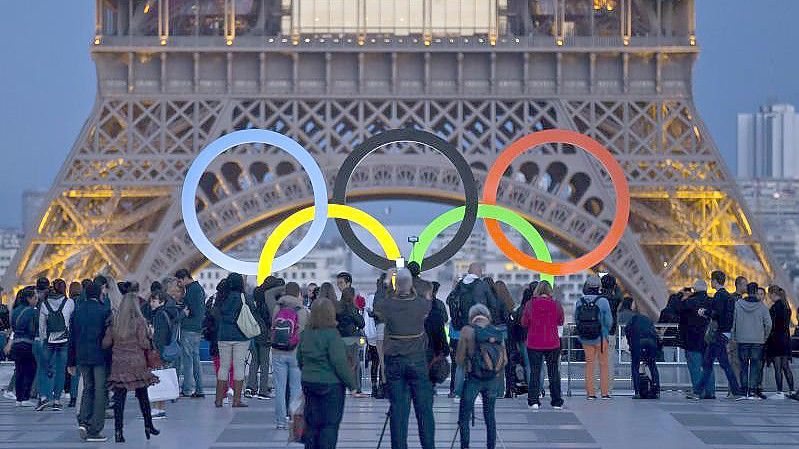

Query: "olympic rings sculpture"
<box><xmin>181</xmin><ymin>128</ymin><xmax>630</xmax><ymax>285</ymax></box>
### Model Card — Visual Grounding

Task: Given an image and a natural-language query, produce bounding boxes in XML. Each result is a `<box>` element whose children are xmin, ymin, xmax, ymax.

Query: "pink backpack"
<box><xmin>271</xmin><ymin>306</ymin><xmax>300</xmax><ymax>350</ymax></box>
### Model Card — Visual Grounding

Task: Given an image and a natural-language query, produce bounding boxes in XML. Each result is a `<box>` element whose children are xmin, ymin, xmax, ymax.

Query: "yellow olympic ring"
<box><xmin>257</xmin><ymin>204</ymin><xmax>401</xmax><ymax>283</ymax></box>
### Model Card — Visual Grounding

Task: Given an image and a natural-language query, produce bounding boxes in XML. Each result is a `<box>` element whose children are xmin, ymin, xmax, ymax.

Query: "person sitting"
<box><xmin>297</xmin><ymin>298</ymin><xmax>357</xmax><ymax>449</ymax></box>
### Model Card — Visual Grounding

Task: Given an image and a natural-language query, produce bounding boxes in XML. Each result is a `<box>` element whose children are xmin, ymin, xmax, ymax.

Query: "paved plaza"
<box><xmin>0</xmin><ymin>390</ymin><xmax>797</xmax><ymax>449</ymax></box>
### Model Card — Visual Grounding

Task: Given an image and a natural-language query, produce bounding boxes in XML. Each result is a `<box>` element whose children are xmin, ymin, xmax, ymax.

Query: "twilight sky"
<box><xmin>0</xmin><ymin>1</ymin><xmax>798</xmax><ymax>229</ymax></box>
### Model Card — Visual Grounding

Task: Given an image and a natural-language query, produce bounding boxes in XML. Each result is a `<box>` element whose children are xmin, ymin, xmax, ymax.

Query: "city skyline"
<box><xmin>0</xmin><ymin>2</ymin><xmax>798</xmax><ymax>229</ymax></box>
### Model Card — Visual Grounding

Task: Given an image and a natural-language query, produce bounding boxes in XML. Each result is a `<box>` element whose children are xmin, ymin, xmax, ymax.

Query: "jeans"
<box><xmin>583</xmin><ymin>340</ymin><xmax>609</xmax><ymax>397</ymax></box>
<box><xmin>685</xmin><ymin>350</ymin><xmax>714</xmax><ymax>397</ymax></box>
<box><xmin>696</xmin><ymin>333</ymin><xmax>740</xmax><ymax>396</ymax></box>
<box><xmin>385</xmin><ymin>353</ymin><xmax>435</xmax><ymax>449</ymax></box>
<box><xmin>273</xmin><ymin>350</ymin><xmax>302</xmax><ymax>426</ymax></box>
<box><xmin>246</xmin><ymin>342</ymin><xmax>271</xmax><ymax>394</ymax></box>
<box><xmin>527</xmin><ymin>348</ymin><xmax>563</xmax><ymax>407</ymax></box>
<box><xmin>78</xmin><ymin>364</ymin><xmax>108</xmax><ymax>436</ymax></box>
<box><xmin>217</xmin><ymin>340</ymin><xmax>248</xmax><ymax>381</ymax></box>
<box><xmin>518</xmin><ymin>342</ymin><xmax>531</xmax><ymax>384</ymax></box>
<box><xmin>344</xmin><ymin>342</ymin><xmax>360</xmax><ymax>392</ymax></box>
<box><xmin>32</xmin><ymin>340</ymin><xmax>45</xmax><ymax>399</ymax></box>
<box><xmin>12</xmin><ymin>342</ymin><xmax>35</xmax><ymax>402</ymax></box>
<box><xmin>303</xmin><ymin>382</ymin><xmax>346</xmax><ymax>449</ymax></box>
<box><xmin>180</xmin><ymin>331</ymin><xmax>203</xmax><ymax>394</ymax></box>
<box><xmin>737</xmin><ymin>343</ymin><xmax>764</xmax><ymax>394</ymax></box>
<box><xmin>70</xmin><ymin>368</ymin><xmax>81</xmax><ymax>399</ymax></box>
<box><xmin>449</xmin><ymin>339</ymin><xmax>459</xmax><ymax>395</ymax></box>
<box><xmin>41</xmin><ymin>344</ymin><xmax>68</xmax><ymax>402</ymax></box>
<box><xmin>630</xmin><ymin>342</ymin><xmax>660</xmax><ymax>396</ymax></box>
<box><xmin>459</xmin><ymin>377</ymin><xmax>497</xmax><ymax>449</ymax></box>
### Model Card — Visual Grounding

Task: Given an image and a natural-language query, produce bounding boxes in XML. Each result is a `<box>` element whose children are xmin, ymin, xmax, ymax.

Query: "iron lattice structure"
<box><xmin>7</xmin><ymin>0</ymin><xmax>787</xmax><ymax>314</ymax></box>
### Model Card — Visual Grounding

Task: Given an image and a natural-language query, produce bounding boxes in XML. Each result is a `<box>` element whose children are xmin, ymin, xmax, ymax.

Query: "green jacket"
<box><xmin>296</xmin><ymin>328</ymin><xmax>357</xmax><ymax>389</ymax></box>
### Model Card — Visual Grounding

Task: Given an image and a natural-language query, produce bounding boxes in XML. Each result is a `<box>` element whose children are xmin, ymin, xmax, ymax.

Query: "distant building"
<box><xmin>22</xmin><ymin>190</ymin><xmax>48</xmax><ymax>238</ymax></box>
<box><xmin>0</xmin><ymin>228</ymin><xmax>22</xmax><ymax>285</ymax></box>
<box><xmin>738</xmin><ymin>104</ymin><xmax>799</xmax><ymax>179</ymax></box>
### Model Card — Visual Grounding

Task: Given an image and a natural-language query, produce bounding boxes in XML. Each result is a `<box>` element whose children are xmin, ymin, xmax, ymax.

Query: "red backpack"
<box><xmin>271</xmin><ymin>305</ymin><xmax>300</xmax><ymax>351</ymax></box>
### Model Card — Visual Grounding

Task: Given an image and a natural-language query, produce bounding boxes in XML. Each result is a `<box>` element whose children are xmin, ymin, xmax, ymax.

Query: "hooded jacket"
<box><xmin>271</xmin><ymin>294</ymin><xmax>309</xmax><ymax>353</ymax></box>
<box><xmin>458</xmin><ymin>274</ymin><xmax>507</xmax><ymax>326</ymax></box>
<box><xmin>39</xmin><ymin>291</ymin><xmax>75</xmax><ymax>344</ymax></box>
<box><xmin>522</xmin><ymin>294</ymin><xmax>564</xmax><ymax>350</ymax></box>
<box><xmin>732</xmin><ymin>295</ymin><xmax>772</xmax><ymax>344</ymax></box>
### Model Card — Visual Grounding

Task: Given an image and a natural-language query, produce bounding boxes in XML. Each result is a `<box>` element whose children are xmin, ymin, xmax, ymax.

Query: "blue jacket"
<box><xmin>68</xmin><ymin>298</ymin><xmax>111</xmax><ymax>366</ymax></box>
<box><xmin>152</xmin><ymin>302</ymin><xmax>180</xmax><ymax>354</ymax></box>
<box><xmin>574</xmin><ymin>294</ymin><xmax>613</xmax><ymax>346</ymax></box>
<box><xmin>180</xmin><ymin>281</ymin><xmax>207</xmax><ymax>333</ymax></box>
<box><xmin>212</xmin><ymin>292</ymin><xmax>249</xmax><ymax>342</ymax></box>
<box><xmin>11</xmin><ymin>305</ymin><xmax>38</xmax><ymax>343</ymax></box>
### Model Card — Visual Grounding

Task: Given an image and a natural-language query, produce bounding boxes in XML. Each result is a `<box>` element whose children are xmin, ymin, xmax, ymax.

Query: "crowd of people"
<box><xmin>0</xmin><ymin>264</ymin><xmax>796</xmax><ymax>448</ymax></box>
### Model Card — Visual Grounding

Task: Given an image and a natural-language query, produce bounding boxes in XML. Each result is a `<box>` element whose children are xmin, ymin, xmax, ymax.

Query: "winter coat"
<box><xmin>624</xmin><ymin>313</ymin><xmax>659</xmax><ymax>352</ymax></box>
<box><xmin>522</xmin><ymin>295</ymin><xmax>564</xmax><ymax>350</ymax></box>
<box><xmin>766</xmin><ymin>300</ymin><xmax>792</xmax><ymax>358</ymax></box>
<box><xmin>731</xmin><ymin>296</ymin><xmax>772</xmax><ymax>344</ymax></box>
<box><xmin>11</xmin><ymin>305</ymin><xmax>38</xmax><ymax>343</ymax></box>
<box><xmin>297</xmin><ymin>327</ymin><xmax>357</xmax><ymax>390</ymax></box>
<box><xmin>425</xmin><ymin>298</ymin><xmax>450</xmax><ymax>357</ymax></box>
<box><xmin>151</xmin><ymin>302</ymin><xmax>180</xmax><ymax>354</ymax></box>
<box><xmin>68</xmin><ymin>298</ymin><xmax>111</xmax><ymax>367</ymax></box>
<box><xmin>457</xmin><ymin>275</ymin><xmax>508</xmax><ymax>326</ymax></box>
<box><xmin>336</xmin><ymin>302</ymin><xmax>365</xmax><ymax>338</ymax></box>
<box><xmin>106</xmin><ymin>318</ymin><xmax>158</xmax><ymax>390</ymax></box>
<box><xmin>676</xmin><ymin>292</ymin><xmax>711</xmax><ymax>352</ymax></box>
<box><xmin>705</xmin><ymin>288</ymin><xmax>736</xmax><ymax>334</ymax></box>
<box><xmin>213</xmin><ymin>291</ymin><xmax>255</xmax><ymax>342</ymax></box>
<box><xmin>180</xmin><ymin>281</ymin><xmax>207</xmax><ymax>333</ymax></box>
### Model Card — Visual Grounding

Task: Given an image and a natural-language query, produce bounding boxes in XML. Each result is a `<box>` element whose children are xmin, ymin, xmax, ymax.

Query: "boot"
<box><xmin>232</xmin><ymin>381</ymin><xmax>248</xmax><ymax>408</ymax></box>
<box><xmin>137</xmin><ymin>394</ymin><xmax>159</xmax><ymax>440</ymax></box>
<box><xmin>215</xmin><ymin>380</ymin><xmax>227</xmax><ymax>408</ymax></box>
<box><xmin>115</xmin><ymin>430</ymin><xmax>125</xmax><ymax>443</ymax></box>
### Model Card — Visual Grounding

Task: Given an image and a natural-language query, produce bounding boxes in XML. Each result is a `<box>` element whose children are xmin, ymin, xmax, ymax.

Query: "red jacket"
<box><xmin>521</xmin><ymin>295</ymin><xmax>564</xmax><ymax>350</ymax></box>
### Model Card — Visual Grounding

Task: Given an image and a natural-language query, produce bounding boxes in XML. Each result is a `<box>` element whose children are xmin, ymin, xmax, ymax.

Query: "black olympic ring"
<box><xmin>332</xmin><ymin>128</ymin><xmax>479</xmax><ymax>271</ymax></box>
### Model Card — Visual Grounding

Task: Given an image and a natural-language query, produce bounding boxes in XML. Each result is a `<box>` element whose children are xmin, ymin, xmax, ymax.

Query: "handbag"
<box><xmin>428</xmin><ymin>355</ymin><xmax>451</xmax><ymax>385</ymax></box>
<box><xmin>236</xmin><ymin>294</ymin><xmax>261</xmax><ymax>339</ymax></box>
<box><xmin>147</xmin><ymin>368</ymin><xmax>179</xmax><ymax>402</ymax></box>
<box><xmin>145</xmin><ymin>338</ymin><xmax>163</xmax><ymax>369</ymax></box>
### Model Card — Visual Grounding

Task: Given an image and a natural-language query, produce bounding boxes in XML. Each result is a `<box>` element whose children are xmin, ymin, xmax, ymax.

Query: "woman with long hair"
<box><xmin>766</xmin><ymin>285</ymin><xmax>794</xmax><ymax>398</ymax></box>
<box><xmin>318</xmin><ymin>282</ymin><xmax>338</xmax><ymax>302</ymax></box>
<box><xmin>336</xmin><ymin>287</ymin><xmax>366</xmax><ymax>398</ymax></box>
<box><xmin>105</xmin><ymin>293</ymin><xmax>160</xmax><ymax>443</ymax></box>
<box><xmin>211</xmin><ymin>273</ymin><xmax>253</xmax><ymax>407</ymax></box>
<box><xmin>298</xmin><ymin>298</ymin><xmax>357</xmax><ymax>449</ymax></box>
<box><xmin>104</xmin><ymin>275</ymin><xmax>124</xmax><ymax>315</ymax></box>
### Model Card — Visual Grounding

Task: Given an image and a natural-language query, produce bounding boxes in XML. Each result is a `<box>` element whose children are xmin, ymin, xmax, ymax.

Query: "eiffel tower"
<box><xmin>7</xmin><ymin>0</ymin><xmax>786</xmax><ymax>315</ymax></box>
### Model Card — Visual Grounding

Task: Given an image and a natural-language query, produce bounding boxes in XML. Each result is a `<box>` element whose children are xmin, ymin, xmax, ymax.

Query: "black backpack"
<box><xmin>43</xmin><ymin>298</ymin><xmax>68</xmax><ymax>342</ymax></box>
<box><xmin>576</xmin><ymin>296</ymin><xmax>602</xmax><ymax>341</ymax></box>
<box><xmin>448</xmin><ymin>282</ymin><xmax>476</xmax><ymax>332</ymax></box>
<box><xmin>469</xmin><ymin>324</ymin><xmax>506</xmax><ymax>381</ymax></box>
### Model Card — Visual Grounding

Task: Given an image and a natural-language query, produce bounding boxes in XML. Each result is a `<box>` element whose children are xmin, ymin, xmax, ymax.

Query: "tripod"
<box><xmin>449</xmin><ymin>396</ymin><xmax>508</xmax><ymax>449</ymax></box>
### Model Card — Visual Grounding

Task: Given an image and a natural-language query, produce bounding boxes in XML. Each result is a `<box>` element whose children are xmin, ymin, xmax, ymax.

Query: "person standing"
<box><xmin>522</xmin><ymin>281</ymin><xmax>564</xmax><ymax>409</ymax></box>
<box><xmin>692</xmin><ymin>271</ymin><xmax>742</xmax><ymax>400</ymax></box>
<box><xmin>364</xmin><ymin>292</ymin><xmax>386</xmax><ymax>398</ymax></box>
<box><xmin>574</xmin><ymin>275</ymin><xmax>613</xmax><ymax>400</ymax></box>
<box><xmin>67</xmin><ymin>281</ymin><xmax>112</xmax><ymax>443</ymax></box>
<box><xmin>677</xmin><ymin>280</ymin><xmax>714</xmax><ymax>399</ymax></box>
<box><xmin>10</xmin><ymin>288</ymin><xmax>39</xmax><ymax>407</ymax></box>
<box><xmin>37</xmin><ymin>279</ymin><xmax>74</xmax><ymax>411</ymax></box>
<box><xmin>175</xmin><ymin>269</ymin><xmax>206</xmax><ymax>399</ymax></box>
<box><xmin>105</xmin><ymin>293</ymin><xmax>160</xmax><ymax>443</ymax></box>
<box><xmin>271</xmin><ymin>282</ymin><xmax>308</xmax><ymax>429</ymax></box>
<box><xmin>297</xmin><ymin>298</ymin><xmax>358</xmax><ymax>449</ymax></box>
<box><xmin>374</xmin><ymin>269</ymin><xmax>435</xmax><ymax>449</ymax></box>
<box><xmin>337</xmin><ymin>287</ymin><xmax>366</xmax><ymax>398</ymax></box>
<box><xmin>246</xmin><ymin>277</ymin><xmax>283</xmax><ymax>400</ymax></box>
<box><xmin>732</xmin><ymin>282</ymin><xmax>772</xmax><ymax>399</ymax></box>
<box><xmin>212</xmin><ymin>273</ymin><xmax>257</xmax><ymax>408</ymax></box>
<box><xmin>456</xmin><ymin>304</ymin><xmax>505</xmax><ymax>449</ymax></box>
<box><xmin>766</xmin><ymin>286</ymin><xmax>794</xmax><ymax>399</ymax></box>
<box><xmin>728</xmin><ymin>276</ymin><xmax>748</xmax><ymax>385</ymax></box>
<box><xmin>624</xmin><ymin>304</ymin><xmax>661</xmax><ymax>399</ymax></box>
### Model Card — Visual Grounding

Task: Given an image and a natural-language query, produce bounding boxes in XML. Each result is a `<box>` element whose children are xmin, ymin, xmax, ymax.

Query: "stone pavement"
<box><xmin>0</xmin><ymin>391</ymin><xmax>798</xmax><ymax>449</ymax></box>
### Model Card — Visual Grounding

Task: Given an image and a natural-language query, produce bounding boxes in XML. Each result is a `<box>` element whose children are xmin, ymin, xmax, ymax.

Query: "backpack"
<box><xmin>576</xmin><ymin>296</ymin><xmax>602</xmax><ymax>341</ymax></box>
<box><xmin>43</xmin><ymin>297</ymin><xmax>68</xmax><ymax>343</ymax></box>
<box><xmin>448</xmin><ymin>282</ymin><xmax>476</xmax><ymax>332</ymax></box>
<box><xmin>160</xmin><ymin>309</ymin><xmax>181</xmax><ymax>362</ymax></box>
<box><xmin>271</xmin><ymin>305</ymin><xmax>301</xmax><ymax>351</ymax></box>
<box><xmin>638</xmin><ymin>364</ymin><xmax>659</xmax><ymax>399</ymax></box>
<box><xmin>468</xmin><ymin>324</ymin><xmax>507</xmax><ymax>381</ymax></box>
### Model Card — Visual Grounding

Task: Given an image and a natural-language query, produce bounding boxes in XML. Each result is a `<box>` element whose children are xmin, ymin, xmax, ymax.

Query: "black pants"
<box><xmin>78</xmin><ymin>364</ymin><xmax>108</xmax><ymax>436</ymax></box>
<box><xmin>527</xmin><ymin>348</ymin><xmax>563</xmax><ymax>407</ymax></box>
<box><xmin>12</xmin><ymin>342</ymin><xmax>35</xmax><ymax>402</ymax></box>
<box><xmin>631</xmin><ymin>344</ymin><xmax>660</xmax><ymax>396</ymax></box>
<box><xmin>367</xmin><ymin>345</ymin><xmax>382</xmax><ymax>387</ymax></box>
<box><xmin>303</xmin><ymin>382</ymin><xmax>345</xmax><ymax>449</ymax></box>
<box><xmin>773</xmin><ymin>356</ymin><xmax>795</xmax><ymax>392</ymax></box>
<box><xmin>449</xmin><ymin>339</ymin><xmax>459</xmax><ymax>394</ymax></box>
<box><xmin>112</xmin><ymin>387</ymin><xmax>152</xmax><ymax>432</ymax></box>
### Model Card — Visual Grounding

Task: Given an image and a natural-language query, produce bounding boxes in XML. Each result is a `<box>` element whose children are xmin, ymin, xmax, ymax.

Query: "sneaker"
<box><xmin>447</xmin><ymin>392</ymin><xmax>456</xmax><ymax>399</ymax></box>
<box><xmin>78</xmin><ymin>425</ymin><xmax>87</xmax><ymax>440</ymax></box>
<box><xmin>789</xmin><ymin>393</ymin><xmax>799</xmax><ymax>401</ymax></box>
<box><xmin>191</xmin><ymin>392</ymin><xmax>205</xmax><ymax>398</ymax></box>
<box><xmin>753</xmin><ymin>392</ymin><xmax>767</xmax><ymax>400</ymax></box>
<box><xmin>67</xmin><ymin>397</ymin><xmax>76</xmax><ymax>408</ymax></box>
<box><xmin>86</xmin><ymin>434</ymin><xmax>108</xmax><ymax>442</ymax></box>
<box><xmin>16</xmin><ymin>400</ymin><xmax>37</xmax><ymax>407</ymax></box>
<box><xmin>552</xmin><ymin>404</ymin><xmax>563</xmax><ymax>410</ymax></box>
<box><xmin>255</xmin><ymin>393</ymin><xmax>271</xmax><ymax>401</ymax></box>
<box><xmin>771</xmin><ymin>392</ymin><xmax>786</xmax><ymax>400</ymax></box>
<box><xmin>243</xmin><ymin>389</ymin><xmax>254</xmax><ymax>399</ymax></box>
<box><xmin>227</xmin><ymin>388</ymin><xmax>234</xmax><ymax>398</ymax></box>
<box><xmin>528</xmin><ymin>403</ymin><xmax>540</xmax><ymax>410</ymax></box>
<box><xmin>586</xmin><ymin>395</ymin><xmax>597</xmax><ymax>401</ymax></box>
<box><xmin>151</xmin><ymin>409</ymin><xmax>166</xmax><ymax>420</ymax></box>
<box><xmin>453</xmin><ymin>397</ymin><xmax>460</xmax><ymax>403</ymax></box>
<box><xmin>276</xmin><ymin>424</ymin><xmax>287</xmax><ymax>430</ymax></box>
<box><xmin>2</xmin><ymin>390</ymin><xmax>17</xmax><ymax>401</ymax></box>
<box><xmin>601</xmin><ymin>395</ymin><xmax>612</xmax><ymax>400</ymax></box>
<box><xmin>51</xmin><ymin>401</ymin><xmax>63</xmax><ymax>411</ymax></box>
<box><xmin>734</xmin><ymin>395</ymin><xmax>749</xmax><ymax>401</ymax></box>
<box><xmin>685</xmin><ymin>393</ymin><xmax>700</xmax><ymax>401</ymax></box>
<box><xmin>35</xmin><ymin>400</ymin><xmax>50</xmax><ymax>411</ymax></box>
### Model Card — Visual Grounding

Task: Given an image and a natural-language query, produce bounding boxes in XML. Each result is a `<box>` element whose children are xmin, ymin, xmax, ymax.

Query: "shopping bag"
<box><xmin>147</xmin><ymin>368</ymin><xmax>178</xmax><ymax>402</ymax></box>
<box><xmin>288</xmin><ymin>393</ymin><xmax>306</xmax><ymax>444</ymax></box>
